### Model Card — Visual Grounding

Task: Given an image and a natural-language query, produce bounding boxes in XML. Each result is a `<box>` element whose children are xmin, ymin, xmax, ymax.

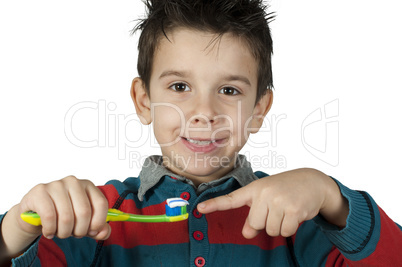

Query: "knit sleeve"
<box><xmin>0</xmin><ymin>213</ymin><xmax>41</xmax><ymax>266</ymax></box>
<box><xmin>312</xmin><ymin>178</ymin><xmax>402</xmax><ymax>265</ymax></box>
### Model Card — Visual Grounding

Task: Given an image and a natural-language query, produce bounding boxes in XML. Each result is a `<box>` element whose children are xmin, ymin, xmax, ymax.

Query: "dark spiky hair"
<box><xmin>132</xmin><ymin>0</ymin><xmax>275</xmax><ymax>104</ymax></box>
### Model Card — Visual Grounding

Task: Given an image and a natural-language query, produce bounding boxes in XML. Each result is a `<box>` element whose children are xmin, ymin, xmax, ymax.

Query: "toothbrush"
<box><xmin>21</xmin><ymin>198</ymin><xmax>189</xmax><ymax>226</ymax></box>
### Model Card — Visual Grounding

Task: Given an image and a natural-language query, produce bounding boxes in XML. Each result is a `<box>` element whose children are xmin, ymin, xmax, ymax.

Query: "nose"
<box><xmin>192</xmin><ymin>114</ymin><xmax>215</xmax><ymax>124</ymax></box>
<box><xmin>188</xmin><ymin>94</ymin><xmax>218</xmax><ymax>126</ymax></box>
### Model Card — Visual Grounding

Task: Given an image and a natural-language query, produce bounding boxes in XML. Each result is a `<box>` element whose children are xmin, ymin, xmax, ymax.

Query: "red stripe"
<box><xmin>98</xmin><ymin>185</ymin><xmax>189</xmax><ymax>248</ymax></box>
<box><xmin>102</xmin><ymin>198</ymin><xmax>189</xmax><ymax>248</ymax></box>
<box><xmin>325</xmin><ymin>246</ymin><xmax>346</xmax><ymax>267</ymax></box>
<box><xmin>206</xmin><ymin>206</ymin><xmax>287</xmax><ymax>250</ymax></box>
<box><xmin>98</xmin><ymin>184</ymin><xmax>121</xmax><ymax>209</ymax></box>
<box><xmin>98</xmin><ymin>185</ymin><xmax>286</xmax><ymax>250</ymax></box>
<box><xmin>37</xmin><ymin>238</ymin><xmax>67</xmax><ymax>266</ymax></box>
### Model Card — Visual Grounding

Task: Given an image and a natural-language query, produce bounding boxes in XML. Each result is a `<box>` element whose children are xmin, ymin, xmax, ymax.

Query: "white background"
<box><xmin>1</xmin><ymin>1</ymin><xmax>401</xmax><ymax>224</ymax></box>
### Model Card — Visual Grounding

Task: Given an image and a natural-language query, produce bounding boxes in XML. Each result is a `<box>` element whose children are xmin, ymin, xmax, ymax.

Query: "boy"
<box><xmin>1</xmin><ymin>0</ymin><xmax>401</xmax><ymax>266</ymax></box>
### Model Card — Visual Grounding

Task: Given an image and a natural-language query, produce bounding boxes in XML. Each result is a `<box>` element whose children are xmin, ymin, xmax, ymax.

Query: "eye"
<box><xmin>169</xmin><ymin>83</ymin><xmax>190</xmax><ymax>92</ymax></box>
<box><xmin>219</xmin><ymin>87</ymin><xmax>240</xmax><ymax>95</ymax></box>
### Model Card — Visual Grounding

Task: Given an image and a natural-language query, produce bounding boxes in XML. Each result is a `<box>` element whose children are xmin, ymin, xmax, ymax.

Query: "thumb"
<box><xmin>197</xmin><ymin>186</ymin><xmax>251</xmax><ymax>214</ymax></box>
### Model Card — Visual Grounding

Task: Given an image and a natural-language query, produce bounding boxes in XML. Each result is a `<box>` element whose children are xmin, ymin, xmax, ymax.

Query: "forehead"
<box><xmin>151</xmin><ymin>27</ymin><xmax>258</xmax><ymax>84</ymax></box>
<box><xmin>157</xmin><ymin>27</ymin><xmax>253</xmax><ymax>53</ymax></box>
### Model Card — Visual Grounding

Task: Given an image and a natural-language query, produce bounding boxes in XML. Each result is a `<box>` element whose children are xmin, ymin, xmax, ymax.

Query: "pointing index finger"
<box><xmin>197</xmin><ymin>186</ymin><xmax>251</xmax><ymax>214</ymax></box>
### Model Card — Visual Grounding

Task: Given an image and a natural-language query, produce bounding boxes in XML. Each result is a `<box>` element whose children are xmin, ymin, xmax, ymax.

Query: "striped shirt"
<box><xmin>3</xmin><ymin>155</ymin><xmax>402</xmax><ymax>266</ymax></box>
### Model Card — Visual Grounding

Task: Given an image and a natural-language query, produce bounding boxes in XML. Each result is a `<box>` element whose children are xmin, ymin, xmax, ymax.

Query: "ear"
<box><xmin>130</xmin><ymin>77</ymin><xmax>152</xmax><ymax>125</ymax></box>
<box><xmin>249</xmin><ymin>90</ymin><xmax>273</xmax><ymax>134</ymax></box>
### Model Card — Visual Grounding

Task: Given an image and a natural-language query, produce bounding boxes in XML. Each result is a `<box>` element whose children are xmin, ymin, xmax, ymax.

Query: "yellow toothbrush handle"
<box><xmin>20</xmin><ymin>211</ymin><xmax>42</xmax><ymax>226</ymax></box>
<box><xmin>21</xmin><ymin>209</ymin><xmax>130</xmax><ymax>226</ymax></box>
<box><xmin>21</xmin><ymin>208</ymin><xmax>189</xmax><ymax>226</ymax></box>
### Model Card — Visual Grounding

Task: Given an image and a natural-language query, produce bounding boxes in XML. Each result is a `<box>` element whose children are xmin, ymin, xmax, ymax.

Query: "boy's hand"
<box><xmin>15</xmin><ymin>175</ymin><xmax>111</xmax><ymax>240</ymax></box>
<box><xmin>197</xmin><ymin>168</ymin><xmax>349</xmax><ymax>239</ymax></box>
<box><xmin>1</xmin><ymin>176</ymin><xmax>110</xmax><ymax>264</ymax></box>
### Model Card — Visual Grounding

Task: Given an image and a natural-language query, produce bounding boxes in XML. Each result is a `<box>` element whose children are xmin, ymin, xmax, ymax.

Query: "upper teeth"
<box><xmin>187</xmin><ymin>138</ymin><xmax>216</xmax><ymax>145</ymax></box>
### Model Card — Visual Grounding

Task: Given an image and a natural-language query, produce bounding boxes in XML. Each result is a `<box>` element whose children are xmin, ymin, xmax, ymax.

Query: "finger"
<box><xmin>280</xmin><ymin>214</ymin><xmax>300</xmax><ymax>237</ymax></box>
<box><xmin>67</xmin><ymin>180</ymin><xmax>92</xmax><ymax>237</ymax></box>
<box><xmin>197</xmin><ymin>186</ymin><xmax>251</xmax><ymax>214</ymax></box>
<box><xmin>21</xmin><ymin>185</ymin><xmax>57</xmax><ymax>239</ymax></box>
<box><xmin>86</xmin><ymin>184</ymin><xmax>109</xmax><ymax>237</ymax></box>
<box><xmin>242</xmin><ymin>217</ymin><xmax>261</xmax><ymax>239</ymax></box>
<box><xmin>266</xmin><ymin>208</ymin><xmax>283</xmax><ymax>237</ymax></box>
<box><xmin>91</xmin><ymin>223</ymin><xmax>112</xmax><ymax>240</ymax></box>
<box><xmin>247</xmin><ymin>197</ymin><xmax>268</xmax><ymax>232</ymax></box>
<box><xmin>48</xmin><ymin>181</ymin><xmax>75</xmax><ymax>239</ymax></box>
<box><xmin>37</xmin><ymin>197</ymin><xmax>58</xmax><ymax>239</ymax></box>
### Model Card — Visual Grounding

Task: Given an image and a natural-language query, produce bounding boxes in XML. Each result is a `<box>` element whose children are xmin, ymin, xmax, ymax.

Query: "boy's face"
<box><xmin>131</xmin><ymin>28</ymin><xmax>272</xmax><ymax>185</ymax></box>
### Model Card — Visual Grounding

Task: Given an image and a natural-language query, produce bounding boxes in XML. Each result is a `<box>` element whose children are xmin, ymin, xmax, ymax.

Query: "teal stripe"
<box><xmin>74</xmin><ymin>242</ymin><xmax>298</xmax><ymax>266</ymax></box>
<box><xmin>294</xmin><ymin>220</ymin><xmax>334</xmax><ymax>266</ymax></box>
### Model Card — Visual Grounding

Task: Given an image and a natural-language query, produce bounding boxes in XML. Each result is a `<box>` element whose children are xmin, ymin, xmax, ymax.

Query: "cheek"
<box><xmin>231</xmin><ymin>104</ymin><xmax>255</xmax><ymax>134</ymax></box>
<box><xmin>218</xmin><ymin>106</ymin><xmax>253</xmax><ymax>148</ymax></box>
<box><xmin>152</xmin><ymin>104</ymin><xmax>184</xmax><ymax>125</ymax></box>
<box><xmin>151</xmin><ymin>104</ymin><xmax>186</xmax><ymax>143</ymax></box>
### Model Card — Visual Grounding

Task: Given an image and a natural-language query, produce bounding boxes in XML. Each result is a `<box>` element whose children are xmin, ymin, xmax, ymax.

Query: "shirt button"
<box><xmin>194</xmin><ymin>256</ymin><xmax>206</xmax><ymax>267</ymax></box>
<box><xmin>193</xmin><ymin>209</ymin><xmax>203</xmax><ymax>219</ymax></box>
<box><xmin>193</xmin><ymin>231</ymin><xmax>204</xmax><ymax>241</ymax></box>
<box><xmin>180</xmin><ymin>192</ymin><xmax>190</xmax><ymax>201</ymax></box>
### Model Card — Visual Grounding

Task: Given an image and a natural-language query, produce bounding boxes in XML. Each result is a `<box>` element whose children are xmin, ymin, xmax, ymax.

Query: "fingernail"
<box><xmin>89</xmin><ymin>230</ymin><xmax>98</xmax><ymax>236</ymax></box>
<box><xmin>198</xmin><ymin>203</ymin><xmax>206</xmax><ymax>209</ymax></box>
<box><xmin>45</xmin><ymin>235</ymin><xmax>54</xmax><ymax>239</ymax></box>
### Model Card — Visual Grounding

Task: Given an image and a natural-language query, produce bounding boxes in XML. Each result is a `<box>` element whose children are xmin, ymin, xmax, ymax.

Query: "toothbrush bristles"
<box><xmin>165</xmin><ymin>204</ymin><xmax>187</xmax><ymax>216</ymax></box>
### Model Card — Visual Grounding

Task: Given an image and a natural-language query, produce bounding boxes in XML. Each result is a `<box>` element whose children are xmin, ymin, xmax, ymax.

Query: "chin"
<box><xmin>182</xmin><ymin>163</ymin><xmax>230</xmax><ymax>179</ymax></box>
<box><xmin>186</xmin><ymin>167</ymin><xmax>218</xmax><ymax>177</ymax></box>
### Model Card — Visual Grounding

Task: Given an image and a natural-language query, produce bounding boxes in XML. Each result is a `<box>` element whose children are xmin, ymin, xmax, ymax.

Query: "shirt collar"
<box><xmin>137</xmin><ymin>154</ymin><xmax>258</xmax><ymax>201</ymax></box>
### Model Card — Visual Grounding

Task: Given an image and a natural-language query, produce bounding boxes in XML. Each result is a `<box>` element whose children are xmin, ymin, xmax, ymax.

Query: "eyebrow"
<box><xmin>159</xmin><ymin>70</ymin><xmax>190</xmax><ymax>80</ymax></box>
<box><xmin>222</xmin><ymin>74</ymin><xmax>251</xmax><ymax>86</ymax></box>
<box><xmin>159</xmin><ymin>70</ymin><xmax>252</xmax><ymax>87</ymax></box>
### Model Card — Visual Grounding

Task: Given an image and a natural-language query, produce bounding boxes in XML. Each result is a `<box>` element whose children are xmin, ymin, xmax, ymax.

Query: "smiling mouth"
<box><xmin>181</xmin><ymin>137</ymin><xmax>227</xmax><ymax>153</ymax></box>
<box><xmin>184</xmin><ymin>138</ymin><xmax>217</xmax><ymax>145</ymax></box>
